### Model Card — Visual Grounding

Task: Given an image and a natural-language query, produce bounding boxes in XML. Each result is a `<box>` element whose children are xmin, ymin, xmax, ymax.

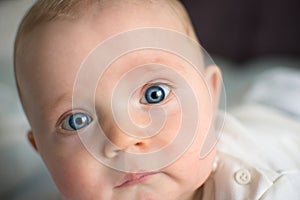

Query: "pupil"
<box><xmin>145</xmin><ymin>86</ymin><xmax>165</xmax><ymax>104</ymax></box>
<box><xmin>151</xmin><ymin>91</ymin><xmax>159</xmax><ymax>99</ymax></box>
<box><xmin>75</xmin><ymin>117</ymin><xmax>83</xmax><ymax>125</ymax></box>
<box><xmin>68</xmin><ymin>113</ymin><xmax>90</xmax><ymax>130</ymax></box>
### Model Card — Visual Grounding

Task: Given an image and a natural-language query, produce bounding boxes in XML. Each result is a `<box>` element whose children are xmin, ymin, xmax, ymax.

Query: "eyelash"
<box><xmin>58</xmin><ymin>111</ymin><xmax>93</xmax><ymax>132</ymax></box>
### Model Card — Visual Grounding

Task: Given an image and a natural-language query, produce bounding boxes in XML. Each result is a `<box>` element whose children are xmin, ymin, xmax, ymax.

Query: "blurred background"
<box><xmin>182</xmin><ymin>0</ymin><xmax>300</xmax><ymax>62</ymax></box>
<box><xmin>0</xmin><ymin>0</ymin><xmax>299</xmax><ymax>199</ymax></box>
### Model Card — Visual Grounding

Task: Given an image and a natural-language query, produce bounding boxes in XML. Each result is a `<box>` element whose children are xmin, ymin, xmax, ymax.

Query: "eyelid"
<box><xmin>141</xmin><ymin>81</ymin><xmax>174</xmax><ymax>93</ymax></box>
<box><xmin>56</xmin><ymin>110</ymin><xmax>93</xmax><ymax>133</ymax></box>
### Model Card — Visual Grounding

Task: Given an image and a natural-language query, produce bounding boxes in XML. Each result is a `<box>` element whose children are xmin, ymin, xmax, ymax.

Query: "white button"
<box><xmin>234</xmin><ymin>169</ymin><xmax>251</xmax><ymax>185</ymax></box>
<box><xmin>212</xmin><ymin>156</ymin><xmax>219</xmax><ymax>172</ymax></box>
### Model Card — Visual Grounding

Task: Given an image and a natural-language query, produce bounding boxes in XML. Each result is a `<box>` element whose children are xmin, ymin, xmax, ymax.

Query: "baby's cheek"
<box><xmin>145</xmin><ymin>102</ymin><xmax>181</xmax><ymax>148</ymax></box>
<box><xmin>38</xmin><ymin>136</ymin><xmax>113</xmax><ymax>199</ymax></box>
<box><xmin>58</xmin><ymin>154</ymin><xmax>113</xmax><ymax>199</ymax></box>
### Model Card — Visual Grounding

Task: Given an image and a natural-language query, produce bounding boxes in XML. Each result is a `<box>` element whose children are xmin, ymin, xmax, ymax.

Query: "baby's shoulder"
<box><xmin>205</xmin><ymin>104</ymin><xmax>300</xmax><ymax>199</ymax></box>
<box><xmin>219</xmin><ymin>103</ymin><xmax>300</xmax><ymax>170</ymax></box>
<box><xmin>202</xmin><ymin>150</ymin><xmax>300</xmax><ymax>200</ymax></box>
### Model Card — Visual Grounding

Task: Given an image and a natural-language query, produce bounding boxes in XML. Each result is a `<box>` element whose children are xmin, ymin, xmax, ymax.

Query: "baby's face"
<box><xmin>16</xmin><ymin>3</ymin><xmax>220</xmax><ymax>200</ymax></box>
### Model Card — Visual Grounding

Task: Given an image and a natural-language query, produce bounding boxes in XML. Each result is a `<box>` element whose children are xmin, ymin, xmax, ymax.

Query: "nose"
<box><xmin>103</xmin><ymin>125</ymin><xmax>148</xmax><ymax>158</ymax></box>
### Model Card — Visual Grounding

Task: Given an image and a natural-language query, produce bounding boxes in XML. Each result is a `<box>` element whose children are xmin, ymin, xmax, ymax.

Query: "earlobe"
<box><xmin>27</xmin><ymin>131</ymin><xmax>38</xmax><ymax>152</ymax></box>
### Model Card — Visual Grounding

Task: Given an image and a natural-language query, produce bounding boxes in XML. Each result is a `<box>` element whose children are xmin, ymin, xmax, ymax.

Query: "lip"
<box><xmin>115</xmin><ymin>172</ymin><xmax>159</xmax><ymax>188</ymax></box>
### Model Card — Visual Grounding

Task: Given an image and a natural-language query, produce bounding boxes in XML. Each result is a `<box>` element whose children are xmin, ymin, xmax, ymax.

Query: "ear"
<box><xmin>205</xmin><ymin>65</ymin><xmax>222</xmax><ymax>112</ymax></box>
<box><xmin>199</xmin><ymin>65</ymin><xmax>222</xmax><ymax>159</ymax></box>
<box><xmin>27</xmin><ymin>131</ymin><xmax>38</xmax><ymax>152</ymax></box>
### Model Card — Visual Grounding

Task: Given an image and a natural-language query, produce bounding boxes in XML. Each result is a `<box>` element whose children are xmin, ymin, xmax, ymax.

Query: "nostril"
<box><xmin>135</xmin><ymin>142</ymin><xmax>143</xmax><ymax>146</ymax></box>
<box><xmin>134</xmin><ymin>142</ymin><xmax>148</xmax><ymax>152</ymax></box>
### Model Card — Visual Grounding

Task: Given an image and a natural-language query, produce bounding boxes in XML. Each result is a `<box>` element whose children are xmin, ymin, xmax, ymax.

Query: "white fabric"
<box><xmin>245</xmin><ymin>67</ymin><xmax>300</xmax><ymax>119</ymax></box>
<box><xmin>202</xmin><ymin>103</ymin><xmax>300</xmax><ymax>200</ymax></box>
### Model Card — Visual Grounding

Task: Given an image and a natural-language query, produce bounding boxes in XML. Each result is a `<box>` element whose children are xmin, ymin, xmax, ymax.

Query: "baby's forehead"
<box><xmin>15</xmin><ymin>0</ymin><xmax>197</xmax><ymax>84</ymax></box>
<box><xmin>106</xmin><ymin>50</ymin><xmax>194</xmax><ymax>73</ymax></box>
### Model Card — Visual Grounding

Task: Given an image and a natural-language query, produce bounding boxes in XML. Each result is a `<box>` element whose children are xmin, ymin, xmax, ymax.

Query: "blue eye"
<box><xmin>61</xmin><ymin>113</ymin><xmax>92</xmax><ymax>131</ymax></box>
<box><xmin>142</xmin><ymin>85</ymin><xmax>171</xmax><ymax>104</ymax></box>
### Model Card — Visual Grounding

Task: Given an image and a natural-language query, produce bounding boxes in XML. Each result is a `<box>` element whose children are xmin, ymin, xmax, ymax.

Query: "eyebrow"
<box><xmin>144</xmin><ymin>54</ymin><xmax>190</xmax><ymax>74</ymax></box>
<box><xmin>48</xmin><ymin>91</ymin><xmax>96</xmax><ymax>120</ymax></box>
<box><xmin>53</xmin><ymin>92</ymin><xmax>73</xmax><ymax>108</ymax></box>
<box><xmin>45</xmin><ymin>92</ymin><xmax>73</xmax><ymax>124</ymax></box>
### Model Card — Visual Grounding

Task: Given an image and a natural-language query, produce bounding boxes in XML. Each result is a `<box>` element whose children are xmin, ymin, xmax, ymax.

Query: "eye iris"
<box><xmin>145</xmin><ymin>86</ymin><xmax>165</xmax><ymax>104</ymax></box>
<box><xmin>69</xmin><ymin>113</ymin><xmax>89</xmax><ymax>130</ymax></box>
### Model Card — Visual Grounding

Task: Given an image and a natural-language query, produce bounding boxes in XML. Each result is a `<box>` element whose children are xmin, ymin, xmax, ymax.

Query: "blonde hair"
<box><xmin>14</xmin><ymin>0</ymin><xmax>196</xmax><ymax>109</ymax></box>
<box><xmin>14</xmin><ymin>0</ymin><xmax>195</xmax><ymax>62</ymax></box>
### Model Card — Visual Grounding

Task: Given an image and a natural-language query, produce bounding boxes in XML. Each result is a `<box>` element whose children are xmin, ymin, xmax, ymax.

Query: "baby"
<box><xmin>14</xmin><ymin>0</ymin><xmax>300</xmax><ymax>200</ymax></box>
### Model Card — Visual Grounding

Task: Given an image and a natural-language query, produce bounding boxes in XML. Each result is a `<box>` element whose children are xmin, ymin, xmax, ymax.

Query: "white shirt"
<box><xmin>202</xmin><ymin>103</ymin><xmax>300</xmax><ymax>200</ymax></box>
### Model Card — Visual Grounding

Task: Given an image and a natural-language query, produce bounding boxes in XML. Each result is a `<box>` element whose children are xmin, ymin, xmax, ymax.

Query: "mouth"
<box><xmin>115</xmin><ymin>172</ymin><xmax>159</xmax><ymax>188</ymax></box>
